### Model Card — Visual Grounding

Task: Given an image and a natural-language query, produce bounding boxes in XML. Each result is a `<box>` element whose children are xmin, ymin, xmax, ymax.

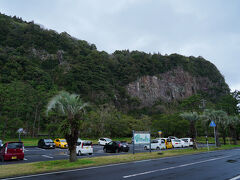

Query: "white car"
<box><xmin>98</xmin><ymin>138</ymin><xmax>112</xmax><ymax>146</ymax></box>
<box><xmin>181</xmin><ymin>138</ymin><xmax>193</xmax><ymax>146</ymax></box>
<box><xmin>144</xmin><ymin>139</ymin><xmax>166</xmax><ymax>150</ymax></box>
<box><xmin>180</xmin><ymin>139</ymin><xmax>189</xmax><ymax>147</ymax></box>
<box><xmin>76</xmin><ymin>139</ymin><xmax>93</xmax><ymax>156</ymax></box>
<box><xmin>172</xmin><ymin>139</ymin><xmax>182</xmax><ymax>148</ymax></box>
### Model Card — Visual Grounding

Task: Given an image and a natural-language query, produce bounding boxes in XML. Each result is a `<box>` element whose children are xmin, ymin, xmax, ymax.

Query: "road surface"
<box><xmin>2</xmin><ymin>148</ymin><xmax>240</xmax><ymax>180</ymax></box>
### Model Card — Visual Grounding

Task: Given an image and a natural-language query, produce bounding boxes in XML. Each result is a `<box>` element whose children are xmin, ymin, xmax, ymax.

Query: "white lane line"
<box><xmin>123</xmin><ymin>155</ymin><xmax>231</xmax><ymax>179</ymax></box>
<box><xmin>41</xmin><ymin>155</ymin><xmax>53</xmax><ymax>159</ymax></box>
<box><xmin>23</xmin><ymin>158</ymin><xmax>27</xmax><ymax>161</ymax></box>
<box><xmin>229</xmin><ymin>175</ymin><xmax>240</xmax><ymax>180</ymax></box>
<box><xmin>24</xmin><ymin>149</ymin><xmax>29</xmax><ymax>152</ymax></box>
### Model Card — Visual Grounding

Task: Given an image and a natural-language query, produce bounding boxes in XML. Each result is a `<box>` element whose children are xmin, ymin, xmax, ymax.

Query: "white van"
<box><xmin>144</xmin><ymin>139</ymin><xmax>166</xmax><ymax>150</ymax></box>
<box><xmin>76</xmin><ymin>139</ymin><xmax>93</xmax><ymax>156</ymax></box>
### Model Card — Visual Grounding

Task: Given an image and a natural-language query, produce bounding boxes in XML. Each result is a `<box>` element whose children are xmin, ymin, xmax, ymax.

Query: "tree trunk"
<box><xmin>215</xmin><ymin>126</ymin><xmax>221</xmax><ymax>147</ymax></box>
<box><xmin>190</xmin><ymin>121</ymin><xmax>198</xmax><ymax>149</ymax></box>
<box><xmin>69</xmin><ymin>144</ymin><xmax>77</xmax><ymax>162</ymax></box>
<box><xmin>32</xmin><ymin>106</ymin><xmax>38</xmax><ymax>137</ymax></box>
<box><xmin>66</xmin><ymin>116</ymin><xmax>79</xmax><ymax>162</ymax></box>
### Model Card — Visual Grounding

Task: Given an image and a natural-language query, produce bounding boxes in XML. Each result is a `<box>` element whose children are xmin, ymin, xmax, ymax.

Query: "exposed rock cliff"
<box><xmin>126</xmin><ymin>67</ymin><xmax>224</xmax><ymax>107</ymax></box>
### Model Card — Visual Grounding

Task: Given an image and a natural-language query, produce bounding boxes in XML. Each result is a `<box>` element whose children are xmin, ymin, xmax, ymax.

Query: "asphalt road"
<box><xmin>0</xmin><ymin>143</ymin><xmax>210</xmax><ymax>165</ymax></box>
<box><xmin>2</xmin><ymin>148</ymin><xmax>240</xmax><ymax>180</ymax></box>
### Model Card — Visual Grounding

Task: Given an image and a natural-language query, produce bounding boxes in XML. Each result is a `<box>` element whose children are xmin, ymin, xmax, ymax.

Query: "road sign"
<box><xmin>209</xmin><ymin>121</ymin><xmax>216</xmax><ymax>127</ymax></box>
<box><xmin>158</xmin><ymin>131</ymin><xmax>162</xmax><ymax>135</ymax></box>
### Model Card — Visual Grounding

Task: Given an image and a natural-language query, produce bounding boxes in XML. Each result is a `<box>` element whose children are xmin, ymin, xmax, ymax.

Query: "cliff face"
<box><xmin>126</xmin><ymin>67</ymin><xmax>218</xmax><ymax>107</ymax></box>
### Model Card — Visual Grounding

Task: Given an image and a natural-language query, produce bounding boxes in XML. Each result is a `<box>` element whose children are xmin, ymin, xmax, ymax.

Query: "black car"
<box><xmin>119</xmin><ymin>141</ymin><xmax>130</xmax><ymax>152</ymax></box>
<box><xmin>103</xmin><ymin>141</ymin><xmax>129</xmax><ymax>153</ymax></box>
<box><xmin>38</xmin><ymin>139</ymin><xmax>55</xmax><ymax>149</ymax></box>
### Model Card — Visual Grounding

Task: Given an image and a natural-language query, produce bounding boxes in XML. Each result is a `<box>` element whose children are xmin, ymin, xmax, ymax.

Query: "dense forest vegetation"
<box><xmin>0</xmin><ymin>13</ymin><xmax>239</xmax><ymax>140</ymax></box>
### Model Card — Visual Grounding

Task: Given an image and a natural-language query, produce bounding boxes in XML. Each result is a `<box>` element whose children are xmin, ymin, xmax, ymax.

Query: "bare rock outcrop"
<box><xmin>126</xmin><ymin>67</ymin><xmax>213</xmax><ymax>107</ymax></box>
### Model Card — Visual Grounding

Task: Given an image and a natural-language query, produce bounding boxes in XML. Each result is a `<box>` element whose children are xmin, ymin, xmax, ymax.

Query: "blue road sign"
<box><xmin>209</xmin><ymin>121</ymin><xmax>216</xmax><ymax>127</ymax></box>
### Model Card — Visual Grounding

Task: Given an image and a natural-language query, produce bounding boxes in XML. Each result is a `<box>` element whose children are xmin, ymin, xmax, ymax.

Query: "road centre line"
<box><xmin>41</xmin><ymin>155</ymin><xmax>53</xmax><ymax>159</ymax></box>
<box><xmin>229</xmin><ymin>175</ymin><xmax>240</xmax><ymax>180</ymax></box>
<box><xmin>123</xmin><ymin>155</ymin><xmax>231</xmax><ymax>179</ymax></box>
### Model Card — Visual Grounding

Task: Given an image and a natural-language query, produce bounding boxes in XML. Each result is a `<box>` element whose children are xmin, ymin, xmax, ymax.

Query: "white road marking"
<box><xmin>229</xmin><ymin>175</ymin><xmax>240</xmax><ymax>180</ymax></box>
<box><xmin>24</xmin><ymin>149</ymin><xmax>29</xmax><ymax>152</ymax></box>
<box><xmin>123</xmin><ymin>155</ymin><xmax>231</xmax><ymax>178</ymax></box>
<box><xmin>41</xmin><ymin>155</ymin><xmax>53</xmax><ymax>159</ymax></box>
<box><xmin>23</xmin><ymin>158</ymin><xmax>27</xmax><ymax>161</ymax></box>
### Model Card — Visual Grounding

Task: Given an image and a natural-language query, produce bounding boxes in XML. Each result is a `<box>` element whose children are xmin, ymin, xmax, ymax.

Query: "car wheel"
<box><xmin>89</xmin><ymin>153</ymin><xmax>92</xmax><ymax>155</ymax></box>
<box><xmin>156</xmin><ymin>147</ymin><xmax>160</xmax><ymax>150</ymax></box>
<box><xmin>182</xmin><ymin>145</ymin><xmax>183</xmax><ymax>148</ymax></box>
<box><xmin>103</xmin><ymin>147</ymin><xmax>107</xmax><ymax>153</ymax></box>
<box><xmin>77</xmin><ymin>150</ymin><xmax>82</xmax><ymax>156</ymax></box>
<box><xmin>144</xmin><ymin>146</ymin><xmax>147</xmax><ymax>150</ymax></box>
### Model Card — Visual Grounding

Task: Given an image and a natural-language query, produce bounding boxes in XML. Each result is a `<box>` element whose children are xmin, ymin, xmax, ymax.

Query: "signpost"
<box><xmin>17</xmin><ymin>128</ymin><xmax>24</xmax><ymax>142</ymax></box>
<box><xmin>132</xmin><ymin>131</ymin><xmax>151</xmax><ymax>154</ymax></box>
<box><xmin>209</xmin><ymin>121</ymin><xmax>216</xmax><ymax>146</ymax></box>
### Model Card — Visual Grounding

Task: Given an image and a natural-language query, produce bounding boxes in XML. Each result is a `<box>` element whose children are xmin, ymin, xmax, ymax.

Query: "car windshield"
<box><xmin>44</xmin><ymin>139</ymin><xmax>53</xmax><ymax>143</ymax></box>
<box><xmin>8</xmin><ymin>142</ymin><xmax>23</xmax><ymax>149</ymax></box>
<box><xmin>60</xmin><ymin>139</ymin><xmax>66</xmax><ymax>142</ymax></box>
<box><xmin>105</xmin><ymin>138</ymin><xmax>111</xmax><ymax>141</ymax></box>
<box><xmin>83</xmin><ymin>141</ymin><xmax>92</xmax><ymax>146</ymax></box>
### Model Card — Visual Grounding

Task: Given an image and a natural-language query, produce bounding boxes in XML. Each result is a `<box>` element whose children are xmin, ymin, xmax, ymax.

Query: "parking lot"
<box><xmin>0</xmin><ymin>143</ymin><xmax>211</xmax><ymax>165</ymax></box>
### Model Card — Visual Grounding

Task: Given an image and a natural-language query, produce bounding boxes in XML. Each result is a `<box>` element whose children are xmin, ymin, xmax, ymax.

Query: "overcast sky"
<box><xmin>1</xmin><ymin>0</ymin><xmax>240</xmax><ymax>91</ymax></box>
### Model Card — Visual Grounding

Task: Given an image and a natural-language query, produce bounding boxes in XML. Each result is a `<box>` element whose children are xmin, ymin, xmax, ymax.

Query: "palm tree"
<box><xmin>202</xmin><ymin>109</ymin><xmax>227</xmax><ymax>147</ymax></box>
<box><xmin>46</xmin><ymin>91</ymin><xmax>89</xmax><ymax>162</ymax></box>
<box><xmin>180</xmin><ymin>112</ymin><xmax>199</xmax><ymax>149</ymax></box>
<box><xmin>225</xmin><ymin>116</ymin><xmax>240</xmax><ymax>145</ymax></box>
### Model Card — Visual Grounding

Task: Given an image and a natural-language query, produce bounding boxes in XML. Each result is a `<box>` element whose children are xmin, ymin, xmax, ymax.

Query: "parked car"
<box><xmin>162</xmin><ymin>138</ymin><xmax>173</xmax><ymax>149</ymax></box>
<box><xmin>0</xmin><ymin>142</ymin><xmax>24</xmax><ymax>162</ymax></box>
<box><xmin>54</xmin><ymin>138</ymin><xmax>68</xmax><ymax>148</ymax></box>
<box><xmin>168</xmin><ymin>136</ymin><xmax>179</xmax><ymax>140</ymax></box>
<box><xmin>144</xmin><ymin>139</ymin><xmax>166</xmax><ymax>150</ymax></box>
<box><xmin>76</xmin><ymin>139</ymin><xmax>93</xmax><ymax>156</ymax></box>
<box><xmin>38</xmin><ymin>139</ymin><xmax>55</xmax><ymax>149</ymax></box>
<box><xmin>98</xmin><ymin>138</ymin><xmax>112</xmax><ymax>146</ymax></box>
<box><xmin>172</xmin><ymin>139</ymin><xmax>183</xmax><ymax>148</ymax></box>
<box><xmin>180</xmin><ymin>139</ymin><xmax>189</xmax><ymax>147</ymax></box>
<box><xmin>103</xmin><ymin>141</ymin><xmax>129</xmax><ymax>153</ymax></box>
<box><xmin>181</xmin><ymin>138</ymin><xmax>193</xmax><ymax>146</ymax></box>
<box><xmin>119</xmin><ymin>141</ymin><xmax>130</xmax><ymax>152</ymax></box>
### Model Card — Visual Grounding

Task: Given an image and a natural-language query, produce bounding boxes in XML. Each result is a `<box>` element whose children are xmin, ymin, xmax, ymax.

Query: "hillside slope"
<box><xmin>0</xmin><ymin>13</ymin><xmax>230</xmax><ymax>136</ymax></box>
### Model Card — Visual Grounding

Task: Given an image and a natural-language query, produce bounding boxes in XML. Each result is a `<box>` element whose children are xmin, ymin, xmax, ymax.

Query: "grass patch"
<box><xmin>0</xmin><ymin>144</ymin><xmax>240</xmax><ymax>178</ymax></box>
